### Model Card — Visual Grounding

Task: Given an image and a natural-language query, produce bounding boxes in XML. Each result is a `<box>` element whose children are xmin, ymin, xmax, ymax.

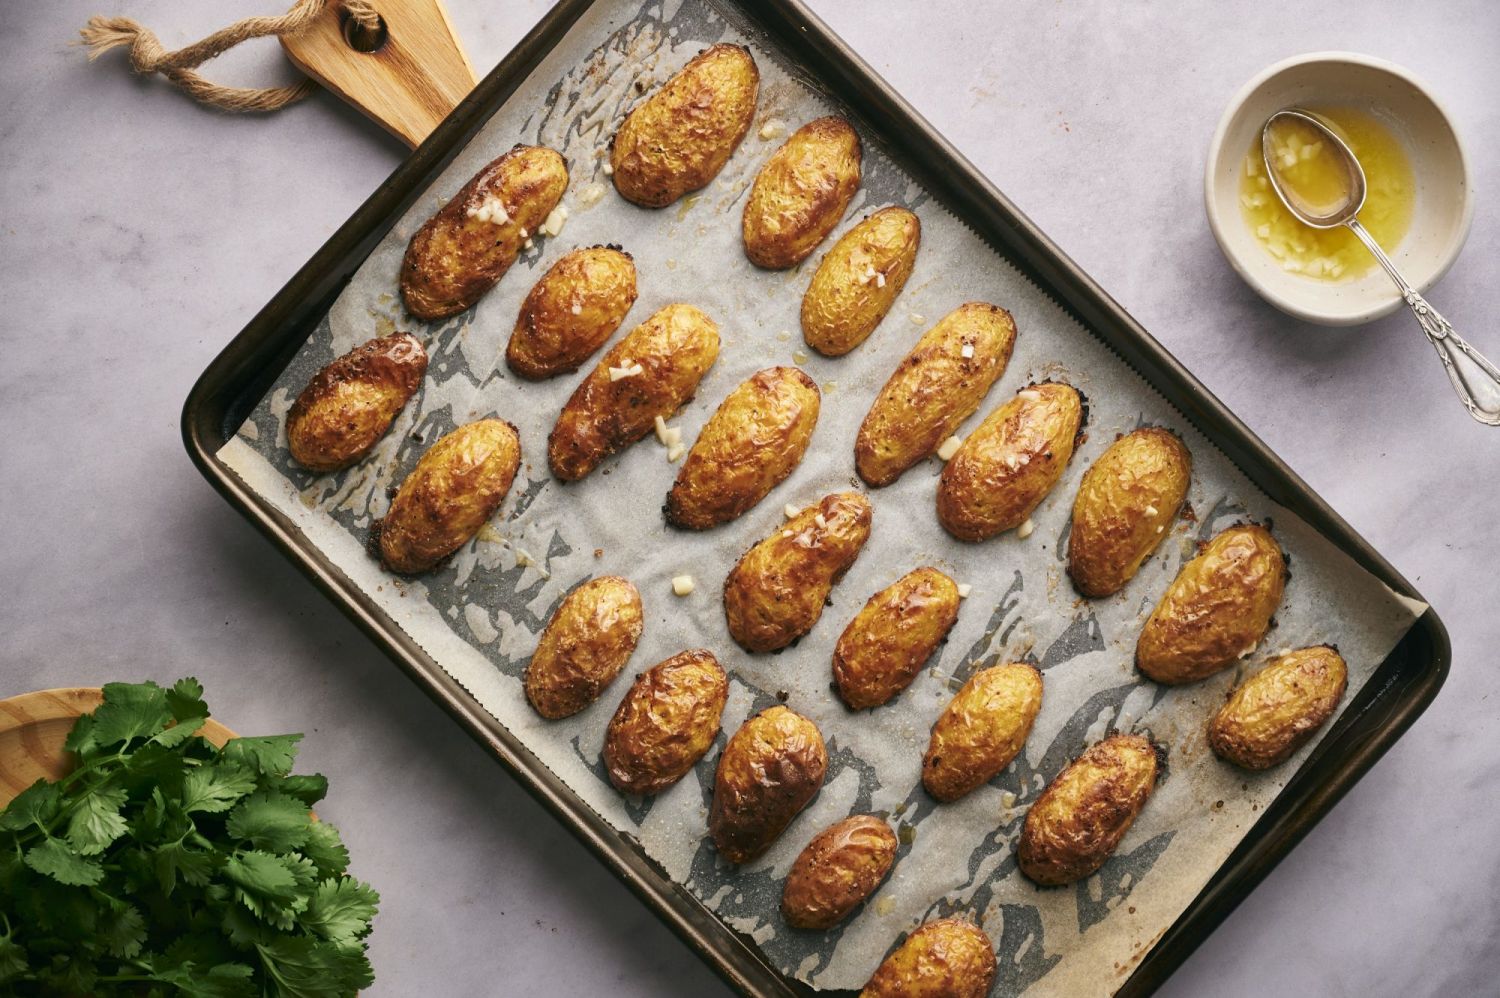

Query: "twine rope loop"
<box><xmin>78</xmin><ymin>0</ymin><xmax>382</xmax><ymax>112</ymax></box>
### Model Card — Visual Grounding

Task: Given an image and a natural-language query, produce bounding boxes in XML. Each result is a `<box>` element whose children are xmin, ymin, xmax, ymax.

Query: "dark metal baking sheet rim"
<box><xmin>181</xmin><ymin>1</ymin><xmax>1451</xmax><ymax>994</ymax></box>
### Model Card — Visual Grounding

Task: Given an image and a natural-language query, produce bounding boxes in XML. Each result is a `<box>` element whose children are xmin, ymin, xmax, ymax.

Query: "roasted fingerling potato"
<box><xmin>936</xmin><ymin>382</ymin><xmax>1084</xmax><ymax>542</ymax></box>
<box><xmin>922</xmin><ymin>663</ymin><xmax>1043</xmax><ymax>802</ymax></box>
<box><xmin>1135</xmin><ymin>523</ymin><xmax>1287</xmax><ymax>685</ymax></box>
<box><xmin>603</xmin><ymin>649</ymin><xmax>729</xmax><ymax>795</ymax></box>
<box><xmin>665</xmin><ymin>367</ymin><xmax>821</xmax><ymax>530</ymax></box>
<box><xmin>400</xmin><ymin>145</ymin><xmax>568</xmax><ymax>320</ymax></box>
<box><xmin>855</xmin><ymin>303</ymin><xmax>1017</xmax><ymax>487</ymax></box>
<box><xmin>860</xmin><ymin>918</ymin><xmax>996</xmax><ymax>998</ymax></box>
<box><xmin>287</xmin><ymin>333</ymin><xmax>428</xmax><ymax>473</ymax></box>
<box><xmin>781</xmin><ymin>815</ymin><xmax>897</xmax><ymax>930</ymax></box>
<box><xmin>376</xmin><ymin>419</ymin><xmax>521</xmax><ymax>574</ymax></box>
<box><xmin>710</xmin><ymin>706</ymin><xmax>828</xmax><ymax>864</ymax></box>
<box><xmin>547</xmin><ymin>303</ymin><xmax>720</xmax><ymax>481</ymax></box>
<box><xmin>801</xmin><ymin>206</ymin><xmax>921</xmax><ymax>357</ymax></box>
<box><xmin>610</xmin><ymin>44</ymin><xmax>760</xmax><ymax>208</ymax></box>
<box><xmin>506</xmin><ymin>246</ymin><xmax>638</xmax><ymax>380</ymax></box>
<box><xmin>1017</xmin><ymin>733</ymin><xmax>1161</xmax><ymax>887</ymax></box>
<box><xmin>1208</xmin><ymin>645</ymin><xmax>1347</xmax><ymax>769</ymax></box>
<box><xmin>742</xmin><ymin>116</ymin><xmax>863</xmax><ymax>269</ymax></box>
<box><xmin>723</xmin><ymin>491</ymin><xmax>873</xmax><ymax>653</ymax></box>
<box><xmin>833</xmin><ymin>567</ymin><xmax>960</xmax><ymax>710</ymax></box>
<box><xmin>1067</xmin><ymin>427</ymin><xmax>1192</xmax><ymax>597</ymax></box>
<box><xmin>523</xmin><ymin>576</ymin><xmax>643</xmax><ymax>719</ymax></box>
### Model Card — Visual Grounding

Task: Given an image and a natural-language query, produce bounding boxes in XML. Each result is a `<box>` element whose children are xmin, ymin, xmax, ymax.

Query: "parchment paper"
<box><xmin>216</xmin><ymin>1</ymin><xmax>1421</xmax><ymax>992</ymax></box>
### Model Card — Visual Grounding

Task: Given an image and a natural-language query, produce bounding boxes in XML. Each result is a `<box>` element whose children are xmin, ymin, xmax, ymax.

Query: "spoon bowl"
<box><xmin>1260</xmin><ymin>109</ymin><xmax>1365</xmax><ymax>228</ymax></box>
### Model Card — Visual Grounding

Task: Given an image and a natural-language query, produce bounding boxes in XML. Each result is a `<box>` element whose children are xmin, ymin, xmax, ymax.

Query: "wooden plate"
<box><xmin>0</xmin><ymin>687</ymin><xmax>237</xmax><ymax>807</ymax></box>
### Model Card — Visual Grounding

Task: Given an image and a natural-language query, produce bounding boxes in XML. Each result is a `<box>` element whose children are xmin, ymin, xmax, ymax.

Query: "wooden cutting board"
<box><xmin>281</xmin><ymin>0</ymin><xmax>478</xmax><ymax>148</ymax></box>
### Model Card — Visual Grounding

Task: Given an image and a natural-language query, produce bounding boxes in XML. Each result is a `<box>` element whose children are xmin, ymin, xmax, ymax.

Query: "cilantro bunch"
<box><xmin>0</xmin><ymin>679</ymin><xmax>378</xmax><ymax>996</ymax></box>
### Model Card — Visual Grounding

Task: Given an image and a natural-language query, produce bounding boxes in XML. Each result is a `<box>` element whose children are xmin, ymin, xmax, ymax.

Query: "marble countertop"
<box><xmin>3</xmin><ymin>1</ymin><xmax>1496</xmax><ymax>995</ymax></box>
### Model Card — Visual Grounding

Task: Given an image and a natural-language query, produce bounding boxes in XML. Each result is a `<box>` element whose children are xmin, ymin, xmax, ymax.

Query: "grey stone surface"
<box><xmin>1</xmin><ymin>1</ymin><xmax>1495</xmax><ymax>995</ymax></box>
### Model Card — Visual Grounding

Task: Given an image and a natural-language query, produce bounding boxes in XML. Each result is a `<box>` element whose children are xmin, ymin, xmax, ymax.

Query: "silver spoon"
<box><xmin>1262</xmin><ymin>108</ymin><xmax>1500</xmax><ymax>426</ymax></box>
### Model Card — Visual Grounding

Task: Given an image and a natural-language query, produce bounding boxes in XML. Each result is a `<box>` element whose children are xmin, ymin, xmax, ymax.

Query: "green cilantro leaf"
<box><xmin>256</xmin><ymin>936</ymin><xmax>375</xmax><ymax>997</ymax></box>
<box><xmin>167</xmin><ymin>676</ymin><xmax>210</xmax><ymax>721</ymax></box>
<box><xmin>0</xmin><ymin>778</ymin><xmax>62</xmax><ymax>832</ymax></box>
<box><xmin>0</xmin><ymin>929</ymin><xmax>27</xmax><ymax>983</ymax></box>
<box><xmin>181</xmin><ymin>764</ymin><xmax>258</xmax><ymax>814</ymax></box>
<box><xmin>221</xmin><ymin>734</ymin><xmax>304</xmax><ymax>778</ymax></box>
<box><xmin>226</xmin><ymin>791</ymin><xmax>312</xmax><ymax>853</ymax></box>
<box><xmin>276</xmin><ymin>773</ymin><xmax>329</xmax><ymax>809</ymax></box>
<box><xmin>99</xmin><ymin>901</ymin><xmax>147</xmax><ymax>959</ymax></box>
<box><xmin>153</xmin><ymin>714</ymin><xmax>210</xmax><ymax>749</ymax></box>
<box><xmin>152</xmin><ymin>839</ymin><xmax>218</xmax><ymax>894</ymax></box>
<box><xmin>90</xmin><ymin>680</ymin><xmax>173</xmax><ymax>747</ymax></box>
<box><xmin>302</xmin><ymin>877</ymin><xmax>379</xmax><ymax>950</ymax></box>
<box><xmin>64</xmin><ymin>784</ymin><xmax>129</xmax><ymax>855</ymax></box>
<box><xmin>23</xmin><ymin>837</ymin><xmax>103</xmax><ymax>886</ymax></box>
<box><xmin>224</xmin><ymin>850</ymin><xmax>303</xmax><ymax>903</ymax></box>
<box><xmin>298</xmin><ymin>821</ymin><xmax>350</xmax><ymax>878</ymax></box>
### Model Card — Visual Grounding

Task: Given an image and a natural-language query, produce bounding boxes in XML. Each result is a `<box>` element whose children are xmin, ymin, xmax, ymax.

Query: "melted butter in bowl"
<box><xmin>1239</xmin><ymin>107</ymin><xmax>1415</xmax><ymax>281</ymax></box>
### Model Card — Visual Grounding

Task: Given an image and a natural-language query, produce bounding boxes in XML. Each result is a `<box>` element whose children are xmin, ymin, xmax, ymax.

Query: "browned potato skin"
<box><xmin>603</xmin><ymin>649</ymin><xmax>728</xmax><ymax>795</ymax></box>
<box><xmin>287</xmin><ymin>334</ymin><xmax>428</xmax><ymax>472</ymax></box>
<box><xmin>710</xmin><ymin>706</ymin><xmax>828</xmax><ymax>864</ymax></box>
<box><xmin>506</xmin><ymin>246</ymin><xmax>638</xmax><ymax>380</ymax></box>
<box><xmin>1017</xmin><ymin>734</ymin><xmax>1160</xmax><ymax>886</ymax></box>
<box><xmin>860</xmin><ymin>918</ymin><xmax>996</xmax><ymax>998</ymax></box>
<box><xmin>742</xmin><ymin>116</ymin><xmax>863</xmax><ymax>269</ymax></box>
<box><xmin>855</xmin><ymin>303</ymin><xmax>1017</xmax><ymax>487</ymax></box>
<box><xmin>937</xmin><ymin>382</ymin><xmax>1084</xmax><ymax>542</ymax></box>
<box><xmin>400</xmin><ymin>146</ymin><xmax>568</xmax><ymax>320</ymax></box>
<box><xmin>1208</xmin><ymin>645</ymin><xmax>1347</xmax><ymax>769</ymax></box>
<box><xmin>610</xmin><ymin>44</ymin><xmax>759</xmax><ymax>208</ymax></box>
<box><xmin>523</xmin><ymin>576</ymin><xmax>643</xmax><ymax>719</ymax></box>
<box><xmin>781</xmin><ymin>815</ymin><xmax>897</xmax><ymax>930</ymax></box>
<box><xmin>1067</xmin><ymin>428</ymin><xmax>1193</xmax><ymax>597</ymax></box>
<box><xmin>665</xmin><ymin>367</ymin><xmax>821</xmax><ymax>529</ymax></box>
<box><xmin>801</xmin><ymin>207</ymin><xmax>921</xmax><ymax>356</ymax></box>
<box><xmin>377</xmin><ymin>419</ymin><xmax>521</xmax><ymax>574</ymax></box>
<box><xmin>1136</xmin><ymin>524</ymin><xmax>1287</xmax><ymax>685</ymax></box>
<box><xmin>723</xmin><ymin>492</ymin><xmax>873</xmax><ymax>653</ymax></box>
<box><xmin>833</xmin><ymin>568</ymin><xmax>960</xmax><ymax>710</ymax></box>
<box><xmin>922</xmin><ymin>663</ymin><xmax>1043</xmax><ymax>802</ymax></box>
<box><xmin>547</xmin><ymin>303</ymin><xmax>720</xmax><ymax>481</ymax></box>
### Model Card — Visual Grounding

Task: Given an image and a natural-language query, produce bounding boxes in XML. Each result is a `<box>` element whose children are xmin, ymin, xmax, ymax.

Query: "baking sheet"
<box><xmin>215</xmin><ymin>0</ymin><xmax>1420</xmax><ymax>992</ymax></box>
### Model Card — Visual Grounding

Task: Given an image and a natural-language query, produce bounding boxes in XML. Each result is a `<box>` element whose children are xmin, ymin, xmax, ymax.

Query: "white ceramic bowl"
<box><xmin>1205</xmin><ymin>52</ymin><xmax>1472</xmax><ymax>326</ymax></box>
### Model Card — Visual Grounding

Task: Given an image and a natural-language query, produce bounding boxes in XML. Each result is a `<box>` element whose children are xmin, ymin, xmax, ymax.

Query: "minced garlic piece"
<box><xmin>570</xmin><ymin>303</ymin><xmax>583</xmax><ymax>315</ymax></box>
<box><xmin>466</xmin><ymin>196</ymin><xmax>510</xmax><ymax>225</ymax></box>
<box><xmin>784</xmin><ymin>504</ymin><xmax>801</xmax><ymax>519</ymax></box>
<box><xmin>654</xmin><ymin>415</ymin><xmax>670</xmax><ymax>443</ymax></box>
<box><xmin>782</xmin><ymin>529</ymin><xmax>793</xmax><ymax>538</ymax></box>
<box><xmin>1018</xmin><ymin>388</ymin><xmax>1042</xmax><ymax>402</ymax></box>
<box><xmin>814</xmin><ymin>514</ymin><xmax>828</xmax><ymax>529</ymax></box>
<box><xmin>1017</xmin><ymin>518</ymin><xmax>1036</xmax><ymax>539</ymax></box>
<box><xmin>539</xmin><ymin>204</ymin><xmax>569</xmax><ymax>237</ymax></box>
<box><xmin>667</xmin><ymin>442</ymin><xmax>685</xmax><ymax>462</ymax></box>
<box><xmin>960</xmin><ymin>343</ymin><xmax>974</xmax><ymax>359</ymax></box>
<box><xmin>758</xmin><ymin>118</ymin><xmax>786</xmax><ymax>140</ymax></box>
<box><xmin>602</xmin><ymin>160</ymin><xmax>614</xmax><ymax>176</ymax></box>
<box><xmin>671</xmin><ymin>575</ymin><xmax>695</xmax><ymax>596</ymax></box>
<box><xmin>875</xmin><ymin>271</ymin><xmax>886</xmax><ymax>288</ymax></box>
<box><xmin>956</xmin><ymin>583</ymin><xmax>972</xmax><ymax>598</ymax></box>
<box><xmin>1145</xmin><ymin>504</ymin><xmax>1159</xmax><ymax>517</ymax></box>
<box><xmin>936</xmin><ymin>435</ymin><xmax>963</xmax><ymax>461</ymax></box>
<box><xmin>909</xmin><ymin>313</ymin><xmax>925</xmax><ymax>325</ymax></box>
<box><xmin>609</xmin><ymin>363</ymin><xmax>644</xmax><ymax>382</ymax></box>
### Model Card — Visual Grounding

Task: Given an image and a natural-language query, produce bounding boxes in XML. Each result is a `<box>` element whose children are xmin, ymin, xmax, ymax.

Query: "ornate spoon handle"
<box><xmin>1347</xmin><ymin>218</ymin><xmax>1500</xmax><ymax>426</ymax></box>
